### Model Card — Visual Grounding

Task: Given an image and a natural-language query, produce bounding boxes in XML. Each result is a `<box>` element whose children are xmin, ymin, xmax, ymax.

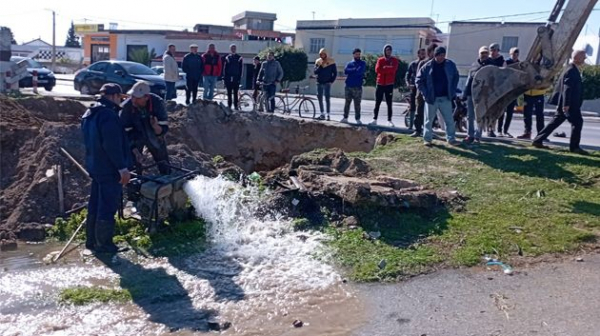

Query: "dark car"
<box><xmin>10</xmin><ymin>56</ymin><xmax>56</xmax><ymax>91</ymax></box>
<box><xmin>74</xmin><ymin>61</ymin><xmax>166</xmax><ymax>96</ymax></box>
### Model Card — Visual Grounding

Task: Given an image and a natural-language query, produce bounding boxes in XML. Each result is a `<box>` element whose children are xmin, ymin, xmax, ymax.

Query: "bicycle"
<box><xmin>254</xmin><ymin>82</ymin><xmax>286</xmax><ymax>113</ymax></box>
<box><xmin>213</xmin><ymin>84</ymin><xmax>254</xmax><ymax>112</ymax></box>
<box><xmin>277</xmin><ymin>85</ymin><xmax>317</xmax><ymax>118</ymax></box>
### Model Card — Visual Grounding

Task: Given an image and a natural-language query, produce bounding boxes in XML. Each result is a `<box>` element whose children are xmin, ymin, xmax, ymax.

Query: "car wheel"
<box><xmin>80</xmin><ymin>83</ymin><xmax>92</xmax><ymax>95</ymax></box>
<box><xmin>44</xmin><ymin>85</ymin><xmax>54</xmax><ymax>92</ymax></box>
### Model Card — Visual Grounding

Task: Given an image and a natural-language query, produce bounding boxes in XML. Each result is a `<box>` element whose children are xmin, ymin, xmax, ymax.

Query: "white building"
<box><xmin>295</xmin><ymin>17</ymin><xmax>442</xmax><ymax>98</ymax></box>
<box><xmin>11</xmin><ymin>38</ymin><xmax>84</xmax><ymax>73</ymax></box>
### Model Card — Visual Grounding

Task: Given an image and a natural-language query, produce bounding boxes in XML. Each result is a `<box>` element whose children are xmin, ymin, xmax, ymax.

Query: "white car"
<box><xmin>151</xmin><ymin>66</ymin><xmax>187</xmax><ymax>90</ymax></box>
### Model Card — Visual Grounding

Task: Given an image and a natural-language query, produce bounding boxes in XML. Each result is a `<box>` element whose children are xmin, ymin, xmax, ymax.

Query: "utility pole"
<box><xmin>312</xmin><ymin>11</ymin><xmax>316</xmax><ymax>20</ymax></box>
<box><xmin>52</xmin><ymin>10</ymin><xmax>56</xmax><ymax>72</ymax></box>
<box><xmin>430</xmin><ymin>0</ymin><xmax>435</xmax><ymax>18</ymax></box>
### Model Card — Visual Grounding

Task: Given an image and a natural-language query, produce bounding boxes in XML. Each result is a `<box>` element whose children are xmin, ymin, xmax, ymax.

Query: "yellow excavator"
<box><xmin>472</xmin><ymin>0</ymin><xmax>597</xmax><ymax>128</ymax></box>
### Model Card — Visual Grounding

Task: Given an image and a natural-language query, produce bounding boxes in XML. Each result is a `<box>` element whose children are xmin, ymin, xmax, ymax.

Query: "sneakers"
<box><xmin>516</xmin><ymin>132</ymin><xmax>531</xmax><ymax>139</ymax></box>
<box><xmin>498</xmin><ymin>132</ymin><xmax>505</xmax><ymax>137</ymax></box>
<box><xmin>340</xmin><ymin>118</ymin><xmax>349</xmax><ymax>124</ymax></box>
<box><xmin>570</xmin><ymin>148</ymin><xmax>590</xmax><ymax>155</ymax></box>
<box><xmin>387</xmin><ymin>121</ymin><xmax>395</xmax><ymax>127</ymax></box>
<box><xmin>504</xmin><ymin>132</ymin><xmax>514</xmax><ymax>138</ymax></box>
<box><xmin>487</xmin><ymin>131</ymin><xmax>496</xmax><ymax>138</ymax></box>
<box><xmin>532</xmin><ymin>142</ymin><xmax>549</xmax><ymax>149</ymax></box>
<box><xmin>423</xmin><ymin>141</ymin><xmax>433</xmax><ymax>147</ymax></box>
<box><xmin>369</xmin><ymin>119</ymin><xmax>378</xmax><ymax>126</ymax></box>
<box><xmin>462</xmin><ymin>137</ymin><xmax>474</xmax><ymax>144</ymax></box>
<box><xmin>355</xmin><ymin>120</ymin><xmax>363</xmax><ymax>125</ymax></box>
<box><xmin>317</xmin><ymin>114</ymin><xmax>326</xmax><ymax>120</ymax></box>
<box><xmin>410</xmin><ymin>131</ymin><xmax>422</xmax><ymax>138</ymax></box>
<box><xmin>327</xmin><ymin>115</ymin><xmax>331</xmax><ymax>121</ymax></box>
<box><xmin>448</xmin><ymin>140</ymin><xmax>461</xmax><ymax>146</ymax></box>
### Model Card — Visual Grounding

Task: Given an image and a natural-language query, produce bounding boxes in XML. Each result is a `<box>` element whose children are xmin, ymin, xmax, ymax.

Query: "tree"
<box><xmin>258</xmin><ymin>45</ymin><xmax>308</xmax><ymax>87</ymax></box>
<box><xmin>581</xmin><ymin>65</ymin><xmax>600</xmax><ymax>100</ymax></box>
<box><xmin>363</xmin><ymin>53</ymin><xmax>409</xmax><ymax>90</ymax></box>
<box><xmin>128</xmin><ymin>47</ymin><xmax>157</xmax><ymax>67</ymax></box>
<box><xmin>64</xmin><ymin>21</ymin><xmax>81</xmax><ymax>48</ymax></box>
<box><xmin>1</xmin><ymin>26</ymin><xmax>17</xmax><ymax>44</ymax></box>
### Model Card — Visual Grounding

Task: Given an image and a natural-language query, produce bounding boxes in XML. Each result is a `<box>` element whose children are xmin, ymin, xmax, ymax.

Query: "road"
<box><xmin>29</xmin><ymin>77</ymin><xmax>600</xmax><ymax>149</ymax></box>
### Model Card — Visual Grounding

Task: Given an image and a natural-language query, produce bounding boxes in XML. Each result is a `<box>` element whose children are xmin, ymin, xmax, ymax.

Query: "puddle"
<box><xmin>0</xmin><ymin>176</ymin><xmax>364</xmax><ymax>335</ymax></box>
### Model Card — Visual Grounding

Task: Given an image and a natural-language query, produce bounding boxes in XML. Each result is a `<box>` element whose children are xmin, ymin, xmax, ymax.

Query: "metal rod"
<box><xmin>60</xmin><ymin>147</ymin><xmax>90</xmax><ymax>178</ymax></box>
<box><xmin>57</xmin><ymin>164</ymin><xmax>64</xmax><ymax>214</ymax></box>
<box><xmin>53</xmin><ymin>219</ymin><xmax>85</xmax><ymax>263</ymax></box>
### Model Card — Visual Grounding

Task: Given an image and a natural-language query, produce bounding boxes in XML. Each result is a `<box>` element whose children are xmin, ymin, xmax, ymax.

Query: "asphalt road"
<box><xmin>29</xmin><ymin>77</ymin><xmax>600</xmax><ymax>149</ymax></box>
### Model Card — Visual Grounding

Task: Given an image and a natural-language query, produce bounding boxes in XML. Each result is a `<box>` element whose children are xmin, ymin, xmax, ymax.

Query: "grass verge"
<box><xmin>328</xmin><ymin>136</ymin><xmax>600</xmax><ymax>281</ymax></box>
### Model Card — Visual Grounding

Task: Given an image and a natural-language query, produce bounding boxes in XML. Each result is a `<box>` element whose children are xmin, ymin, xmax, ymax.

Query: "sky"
<box><xmin>1</xmin><ymin>0</ymin><xmax>599</xmax><ymax>45</ymax></box>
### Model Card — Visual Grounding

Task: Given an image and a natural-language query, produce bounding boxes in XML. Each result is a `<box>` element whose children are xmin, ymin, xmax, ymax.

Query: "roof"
<box><xmin>450</xmin><ymin>21</ymin><xmax>545</xmax><ymax>26</ymax></box>
<box><xmin>296</xmin><ymin>17</ymin><xmax>440</xmax><ymax>33</ymax></box>
<box><xmin>22</xmin><ymin>38</ymin><xmax>52</xmax><ymax>47</ymax></box>
<box><xmin>232</xmin><ymin>11</ymin><xmax>277</xmax><ymax>22</ymax></box>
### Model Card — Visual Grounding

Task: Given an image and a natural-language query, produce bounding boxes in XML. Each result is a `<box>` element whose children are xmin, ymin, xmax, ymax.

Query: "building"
<box><xmin>295</xmin><ymin>17</ymin><xmax>441</xmax><ymax>98</ymax></box>
<box><xmin>447</xmin><ymin>21</ymin><xmax>544</xmax><ymax>87</ymax></box>
<box><xmin>10</xmin><ymin>38</ymin><xmax>84</xmax><ymax>73</ymax></box>
<box><xmin>78</xmin><ymin>11</ymin><xmax>294</xmax><ymax>89</ymax></box>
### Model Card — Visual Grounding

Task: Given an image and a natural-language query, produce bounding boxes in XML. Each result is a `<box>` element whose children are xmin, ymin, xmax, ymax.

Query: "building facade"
<box><xmin>294</xmin><ymin>17</ymin><xmax>441</xmax><ymax>98</ymax></box>
<box><xmin>10</xmin><ymin>38</ymin><xmax>84</xmax><ymax>73</ymax></box>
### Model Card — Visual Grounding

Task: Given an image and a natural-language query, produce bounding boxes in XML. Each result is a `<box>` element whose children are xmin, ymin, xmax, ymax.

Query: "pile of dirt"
<box><xmin>166</xmin><ymin>101</ymin><xmax>381</xmax><ymax>172</ymax></box>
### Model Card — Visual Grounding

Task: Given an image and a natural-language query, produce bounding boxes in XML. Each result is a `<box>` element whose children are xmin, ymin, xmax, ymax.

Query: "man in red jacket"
<box><xmin>202</xmin><ymin>43</ymin><xmax>222</xmax><ymax>100</ymax></box>
<box><xmin>370</xmin><ymin>44</ymin><xmax>399</xmax><ymax>127</ymax></box>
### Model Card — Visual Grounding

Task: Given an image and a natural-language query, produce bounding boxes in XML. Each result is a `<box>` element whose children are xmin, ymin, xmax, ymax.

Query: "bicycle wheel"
<box><xmin>298</xmin><ymin>99</ymin><xmax>316</xmax><ymax>119</ymax></box>
<box><xmin>273</xmin><ymin>96</ymin><xmax>286</xmax><ymax>114</ymax></box>
<box><xmin>213</xmin><ymin>93</ymin><xmax>228</xmax><ymax>106</ymax></box>
<box><xmin>238</xmin><ymin>93</ymin><xmax>254</xmax><ymax>112</ymax></box>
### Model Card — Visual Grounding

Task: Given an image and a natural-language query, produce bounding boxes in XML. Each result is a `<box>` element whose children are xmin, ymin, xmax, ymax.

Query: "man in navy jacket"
<box><xmin>82</xmin><ymin>83</ymin><xmax>131</xmax><ymax>254</ymax></box>
<box><xmin>341</xmin><ymin>48</ymin><xmax>366</xmax><ymax>124</ymax></box>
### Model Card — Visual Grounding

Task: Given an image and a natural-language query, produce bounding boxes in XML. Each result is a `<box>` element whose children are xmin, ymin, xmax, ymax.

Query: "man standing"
<box><xmin>463</xmin><ymin>46</ymin><xmax>492</xmax><ymax>144</ymax></box>
<box><xmin>163</xmin><ymin>44</ymin><xmax>179</xmax><ymax>101</ymax></box>
<box><xmin>533</xmin><ymin>50</ymin><xmax>588</xmax><ymax>155</ymax></box>
<box><xmin>416</xmin><ymin>46</ymin><xmax>460</xmax><ymax>147</ymax></box>
<box><xmin>405</xmin><ymin>48</ymin><xmax>427</xmax><ymax>130</ymax></box>
<box><xmin>370</xmin><ymin>44</ymin><xmax>399</xmax><ymax>127</ymax></box>
<box><xmin>516</xmin><ymin>88</ymin><xmax>547</xmax><ymax>139</ymax></box>
<box><xmin>314</xmin><ymin>48</ymin><xmax>337</xmax><ymax>120</ymax></box>
<box><xmin>341</xmin><ymin>48</ymin><xmax>366</xmax><ymax>124</ymax></box>
<box><xmin>202</xmin><ymin>43</ymin><xmax>222</xmax><ymax>100</ymax></box>
<box><xmin>82</xmin><ymin>83</ymin><xmax>131</xmax><ymax>254</ymax></box>
<box><xmin>182</xmin><ymin>44</ymin><xmax>203</xmax><ymax>105</ymax></box>
<box><xmin>252</xmin><ymin>56</ymin><xmax>262</xmax><ymax>103</ymax></box>
<box><xmin>258</xmin><ymin>51</ymin><xmax>284</xmax><ymax>113</ymax></box>
<box><xmin>485</xmin><ymin>43</ymin><xmax>506</xmax><ymax>137</ymax></box>
<box><xmin>497</xmin><ymin>47</ymin><xmax>520</xmax><ymax>137</ymax></box>
<box><xmin>223</xmin><ymin>44</ymin><xmax>244</xmax><ymax>110</ymax></box>
<box><xmin>411</xmin><ymin>43</ymin><xmax>437</xmax><ymax>137</ymax></box>
<box><xmin>120</xmin><ymin>81</ymin><xmax>171</xmax><ymax>175</ymax></box>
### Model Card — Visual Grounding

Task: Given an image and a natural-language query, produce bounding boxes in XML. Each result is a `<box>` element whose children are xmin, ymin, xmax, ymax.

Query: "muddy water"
<box><xmin>0</xmin><ymin>176</ymin><xmax>365</xmax><ymax>336</ymax></box>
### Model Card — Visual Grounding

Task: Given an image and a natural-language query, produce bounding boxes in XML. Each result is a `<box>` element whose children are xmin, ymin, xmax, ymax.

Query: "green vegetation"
<box><xmin>363</xmin><ymin>53</ymin><xmax>409</xmax><ymax>90</ymax></box>
<box><xmin>327</xmin><ymin>136</ymin><xmax>600</xmax><ymax>281</ymax></box>
<box><xmin>212</xmin><ymin>155</ymin><xmax>225</xmax><ymax>164</ymax></box>
<box><xmin>257</xmin><ymin>45</ymin><xmax>308</xmax><ymax>87</ymax></box>
<box><xmin>59</xmin><ymin>287</ymin><xmax>132</xmax><ymax>305</ymax></box>
<box><xmin>582</xmin><ymin>65</ymin><xmax>600</xmax><ymax>100</ymax></box>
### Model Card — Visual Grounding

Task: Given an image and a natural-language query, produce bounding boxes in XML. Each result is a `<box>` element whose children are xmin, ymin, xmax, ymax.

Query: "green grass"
<box><xmin>328</xmin><ymin>136</ymin><xmax>600</xmax><ymax>281</ymax></box>
<box><xmin>59</xmin><ymin>287</ymin><xmax>132</xmax><ymax>305</ymax></box>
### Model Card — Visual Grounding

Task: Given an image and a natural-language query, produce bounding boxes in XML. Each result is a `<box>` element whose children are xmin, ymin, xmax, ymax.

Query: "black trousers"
<box><xmin>374</xmin><ymin>84</ymin><xmax>394</xmax><ymax>121</ymax></box>
<box><xmin>533</xmin><ymin>109</ymin><xmax>583</xmax><ymax>151</ymax></box>
<box><xmin>225</xmin><ymin>79</ymin><xmax>240</xmax><ymax>109</ymax></box>
<box><xmin>498</xmin><ymin>100</ymin><xmax>517</xmax><ymax>133</ymax></box>
<box><xmin>409</xmin><ymin>86</ymin><xmax>417</xmax><ymax>112</ymax></box>
<box><xmin>414</xmin><ymin>92</ymin><xmax>425</xmax><ymax>132</ymax></box>
<box><xmin>524</xmin><ymin>95</ymin><xmax>545</xmax><ymax>134</ymax></box>
<box><xmin>186</xmin><ymin>78</ymin><xmax>200</xmax><ymax>103</ymax></box>
<box><xmin>134</xmin><ymin>137</ymin><xmax>171</xmax><ymax>175</ymax></box>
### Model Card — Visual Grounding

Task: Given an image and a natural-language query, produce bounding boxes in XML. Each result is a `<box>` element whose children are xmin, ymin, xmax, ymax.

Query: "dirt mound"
<box><xmin>16</xmin><ymin>96</ymin><xmax>86</xmax><ymax>124</ymax></box>
<box><xmin>166</xmin><ymin>102</ymin><xmax>381</xmax><ymax>172</ymax></box>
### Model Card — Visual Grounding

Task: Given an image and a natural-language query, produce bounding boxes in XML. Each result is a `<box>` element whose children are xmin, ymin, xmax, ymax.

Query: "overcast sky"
<box><xmin>1</xmin><ymin>0</ymin><xmax>599</xmax><ymax>44</ymax></box>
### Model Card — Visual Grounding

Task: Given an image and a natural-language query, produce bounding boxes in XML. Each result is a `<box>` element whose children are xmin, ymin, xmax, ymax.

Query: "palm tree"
<box><xmin>128</xmin><ymin>48</ymin><xmax>157</xmax><ymax>66</ymax></box>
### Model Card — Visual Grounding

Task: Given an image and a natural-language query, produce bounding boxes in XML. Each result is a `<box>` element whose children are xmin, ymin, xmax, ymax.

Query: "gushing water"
<box><xmin>0</xmin><ymin>176</ymin><xmax>362</xmax><ymax>335</ymax></box>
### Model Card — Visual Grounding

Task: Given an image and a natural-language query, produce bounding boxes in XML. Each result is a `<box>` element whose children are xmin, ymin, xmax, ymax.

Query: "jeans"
<box><xmin>523</xmin><ymin>94</ymin><xmax>545</xmax><ymax>134</ymax></box>
<box><xmin>424</xmin><ymin>97</ymin><xmax>456</xmax><ymax>142</ymax></box>
<box><xmin>317</xmin><ymin>82</ymin><xmax>332</xmax><ymax>114</ymax></box>
<box><xmin>203</xmin><ymin>76</ymin><xmax>218</xmax><ymax>100</ymax></box>
<box><xmin>185</xmin><ymin>77</ymin><xmax>200</xmax><ymax>104</ymax></box>
<box><xmin>225</xmin><ymin>79</ymin><xmax>240</xmax><ymax>109</ymax></box>
<box><xmin>498</xmin><ymin>100</ymin><xmax>516</xmax><ymax>133</ymax></box>
<box><xmin>374</xmin><ymin>84</ymin><xmax>394</xmax><ymax>121</ymax></box>
<box><xmin>344</xmin><ymin>87</ymin><xmax>362</xmax><ymax>120</ymax></box>
<box><xmin>466</xmin><ymin>95</ymin><xmax>482</xmax><ymax>139</ymax></box>
<box><xmin>264</xmin><ymin>83</ymin><xmax>277</xmax><ymax>112</ymax></box>
<box><xmin>165</xmin><ymin>81</ymin><xmax>176</xmax><ymax>101</ymax></box>
<box><xmin>533</xmin><ymin>109</ymin><xmax>583</xmax><ymax>151</ymax></box>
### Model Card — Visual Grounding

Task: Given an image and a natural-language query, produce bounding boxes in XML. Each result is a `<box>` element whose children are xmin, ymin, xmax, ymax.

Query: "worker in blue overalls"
<box><xmin>82</xmin><ymin>83</ymin><xmax>132</xmax><ymax>254</ymax></box>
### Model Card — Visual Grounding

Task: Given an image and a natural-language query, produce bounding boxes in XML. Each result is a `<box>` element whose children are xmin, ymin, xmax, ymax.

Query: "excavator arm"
<box><xmin>471</xmin><ymin>0</ymin><xmax>597</xmax><ymax>129</ymax></box>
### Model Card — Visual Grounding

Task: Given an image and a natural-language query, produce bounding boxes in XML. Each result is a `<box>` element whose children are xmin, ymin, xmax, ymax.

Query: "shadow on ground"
<box><xmin>571</xmin><ymin>200</ymin><xmax>600</xmax><ymax>217</ymax></box>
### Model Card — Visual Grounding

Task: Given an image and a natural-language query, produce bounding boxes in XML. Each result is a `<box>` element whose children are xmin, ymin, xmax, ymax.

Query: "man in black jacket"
<box><xmin>405</xmin><ymin>48</ymin><xmax>426</xmax><ymax>130</ymax></box>
<box><xmin>82</xmin><ymin>83</ymin><xmax>131</xmax><ymax>254</ymax></box>
<box><xmin>252</xmin><ymin>56</ymin><xmax>262</xmax><ymax>102</ymax></box>
<box><xmin>410</xmin><ymin>43</ymin><xmax>437</xmax><ymax>137</ymax></box>
<box><xmin>532</xmin><ymin>50</ymin><xmax>588</xmax><ymax>155</ymax></box>
<box><xmin>182</xmin><ymin>44</ymin><xmax>203</xmax><ymax>105</ymax></box>
<box><xmin>223</xmin><ymin>44</ymin><xmax>244</xmax><ymax>110</ymax></box>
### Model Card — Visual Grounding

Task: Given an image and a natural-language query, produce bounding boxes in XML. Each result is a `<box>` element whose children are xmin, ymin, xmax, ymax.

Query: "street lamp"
<box><xmin>44</xmin><ymin>8</ymin><xmax>56</xmax><ymax>72</ymax></box>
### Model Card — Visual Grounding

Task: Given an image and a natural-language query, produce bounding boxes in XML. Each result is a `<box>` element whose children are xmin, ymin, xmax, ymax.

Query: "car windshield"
<box><xmin>11</xmin><ymin>57</ymin><xmax>43</xmax><ymax>68</ymax></box>
<box><xmin>121</xmin><ymin>63</ymin><xmax>157</xmax><ymax>75</ymax></box>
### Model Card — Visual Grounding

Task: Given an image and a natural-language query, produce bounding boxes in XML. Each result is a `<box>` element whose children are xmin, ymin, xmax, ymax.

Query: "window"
<box><xmin>89</xmin><ymin>62</ymin><xmax>108</xmax><ymax>72</ymax></box>
<box><xmin>337</xmin><ymin>35</ymin><xmax>360</xmax><ymax>55</ymax></box>
<box><xmin>502</xmin><ymin>36</ymin><xmax>519</xmax><ymax>52</ymax></box>
<box><xmin>365</xmin><ymin>35</ymin><xmax>387</xmax><ymax>54</ymax></box>
<box><xmin>390</xmin><ymin>36</ymin><xmax>415</xmax><ymax>56</ymax></box>
<box><xmin>309</xmin><ymin>38</ymin><xmax>325</xmax><ymax>54</ymax></box>
<box><xmin>106</xmin><ymin>63</ymin><xmax>125</xmax><ymax>75</ymax></box>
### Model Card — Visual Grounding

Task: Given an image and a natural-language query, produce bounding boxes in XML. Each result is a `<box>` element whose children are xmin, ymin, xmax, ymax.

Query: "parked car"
<box><xmin>74</xmin><ymin>61</ymin><xmax>166</xmax><ymax>96</ymax></box>
<box><xmin>151</xmin><ymin>66</ymin><xmax>187</xmax><ymax>90</ymax></box>
<box><xmin>10</xmin><ymin>56</ymin><xmax>56</xmax><ymax>91</ymax></box>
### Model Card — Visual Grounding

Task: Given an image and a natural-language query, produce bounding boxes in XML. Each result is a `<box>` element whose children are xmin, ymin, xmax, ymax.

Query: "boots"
<box><xmin>85</xmin><ymin>216</ymin><xmax>97</xmax><ymax>253</ymax></box>
<box><xmin>95</xmin><ymin>220</ymin><xmax>118</xmax><ymax>254</ymax></box>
